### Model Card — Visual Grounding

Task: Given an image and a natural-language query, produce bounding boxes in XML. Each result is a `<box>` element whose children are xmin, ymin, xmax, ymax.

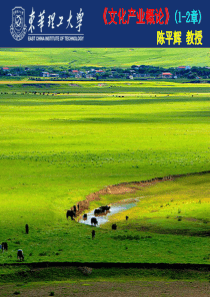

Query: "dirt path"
<box><xmin>1</xmin><ymin>280</ymin><xmax>209</xmax><ymax>297</ymax></box>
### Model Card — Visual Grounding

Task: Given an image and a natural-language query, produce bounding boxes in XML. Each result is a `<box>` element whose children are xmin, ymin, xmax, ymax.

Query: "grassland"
<box><xmin>0</xmin><ymin>48</ymin><xmax>210</xmax><ymax>67</ymax></box>
<box><xmin>0</xmin><ymin>80</ymin><xmax>209</xmax><ymax>266</ymax></box>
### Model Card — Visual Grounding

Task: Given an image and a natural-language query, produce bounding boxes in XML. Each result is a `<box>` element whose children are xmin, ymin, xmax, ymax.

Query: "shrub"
<box><xmin>39</xmin><ymin>252</ymin><xmax>47</xmax><ymax>256</ymax></box>
<box><xmin>78</xmin><ymin>267</ymin><xmax>93</xmax><ymax>275</ymax></box>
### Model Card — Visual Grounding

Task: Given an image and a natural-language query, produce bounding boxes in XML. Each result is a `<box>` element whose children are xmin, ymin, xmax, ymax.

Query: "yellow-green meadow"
<box><xmin>0</xmin><ymin>80</ymin><xmax>209</xmax><ymax>265</ymax></box>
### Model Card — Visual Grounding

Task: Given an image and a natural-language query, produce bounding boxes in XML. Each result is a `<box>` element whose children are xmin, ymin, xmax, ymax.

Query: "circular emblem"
<box><xmin>10</xmin><ymin>7</ymin><xmax>27</xmax><ymax>41</ymax></box>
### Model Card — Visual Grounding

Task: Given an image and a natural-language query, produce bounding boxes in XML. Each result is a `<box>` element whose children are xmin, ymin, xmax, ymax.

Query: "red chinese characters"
<box><xmin>103</xmin><ymin>7</ymin><xmax>169</xmax><ymax>25</ymax></box>
<box><xmin>108</xmin><ymin>8</ymin><xmax>118</xmax><ymax>25</ymax></box>
<box><xmin>118</xmin><ymin>8</ymin><xmax>127</xmax><ymax>24</ymax></box>
<box><xmin>136</xmin><ymin>9</ymin><xmax>145</xmax><ymax>24</ymax></box>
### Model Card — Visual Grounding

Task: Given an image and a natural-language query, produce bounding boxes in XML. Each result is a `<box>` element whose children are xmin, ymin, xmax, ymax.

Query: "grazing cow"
<box><xmin>2</xmin><ymin>242</ymin><xmax>8</xmax><ymax>251</ymax></box>
<box><xmin>25</xmin><ymin>224</ymin><xmax>29</xmax><ymax>234</ymax></box>
<box><xmin>112</xmin><ymin>223</ymin><xmax>117</xmax><ymax>230</ymax></box>
<box><xmin>92</xmin><ymin>230</ymin><xmax>95</xmax><ymax>239</ymax></box>
<box><xmin>73</xmin><ymin>205</ymin><xmax>77</xmax><ymax>212</ymax></box>
<box><xmin>91</xmin><ymin>217</ymin><xmax>98</xmax><ymax>226</ymax></box>
<box><xmin>83</xmin><ymin>214</ymin><xmax>87</xmax><ymax>220</ymax></box>
<box><xmin>66</xmin><ymin>210</ymin><xmax>76</xmax><ymax>220</ymax></box>
<box><xmin>126</xmin><ymin>216</ymin><xmax>129</xmax><ymax>221</ymax></box>
<box><xmin>17</xmin><ymin>249</ymin><xmax>24</xmax><ymax>261</ymax></box>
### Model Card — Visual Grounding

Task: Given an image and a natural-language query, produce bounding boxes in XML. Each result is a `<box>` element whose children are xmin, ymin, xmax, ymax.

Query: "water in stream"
<box><xmin>78</xmin><ymin>198</ymin><xmax>140</xmax><ymax>226</ymax></box>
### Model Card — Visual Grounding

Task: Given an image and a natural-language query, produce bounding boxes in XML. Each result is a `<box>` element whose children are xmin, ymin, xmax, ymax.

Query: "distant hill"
<box><xmin>0</xmin><ymin>48</ymin><xmax>209</xmax><ymax>68</ymax></box>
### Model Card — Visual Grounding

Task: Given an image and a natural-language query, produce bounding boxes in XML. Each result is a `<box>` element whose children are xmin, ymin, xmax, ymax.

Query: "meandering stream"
<box><xmin>78</xmin><ymin>198</ymin><xmax>141</xmax><ymax>226</ymax></box>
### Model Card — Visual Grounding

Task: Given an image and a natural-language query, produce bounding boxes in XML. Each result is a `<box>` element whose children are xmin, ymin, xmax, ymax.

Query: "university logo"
<box><xmin>10</xmin><ymin>7</ymin><xmax>27</xmax><ymax>41</ymax></box>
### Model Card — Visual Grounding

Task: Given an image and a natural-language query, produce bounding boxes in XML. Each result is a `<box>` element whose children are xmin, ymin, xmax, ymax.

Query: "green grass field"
<box><xmin>0</xmin><ymin>48</ymin><xmax>210</xmax><ymax>67</ymax></box>
<box><xmin>0</xmin><ymin>80</ymin><xmax>209</xmax><ymax>265</ymax></box>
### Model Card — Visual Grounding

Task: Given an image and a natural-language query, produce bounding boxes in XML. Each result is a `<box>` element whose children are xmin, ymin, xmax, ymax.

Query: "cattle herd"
<box><xmin>66</xmin><ymin>204</ymin><xmax>129</xmax><ymax>236</ymax></box>
<box><xmin>1</xmin><ymin>204</ymin><xmax>129</xmax><ymax>261</ymax></box>
<box><xmin>66</xmin><ymin>204</ymin><xmax>111</xmax><ymax>225</ymax></box>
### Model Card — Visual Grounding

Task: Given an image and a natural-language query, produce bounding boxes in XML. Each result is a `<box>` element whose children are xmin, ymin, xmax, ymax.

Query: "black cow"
<box><xmin>17</xmin><ymin>249</ymin><xmax>24</xmax><ymax>261</ymax></box>
<box><xmin>92</xmin><ymin>230</ymin><xmax>95</xmax><ymax>239</ymax></box>
<box><xmin>66</xmin><ymin>210</ymin><xmax>76</xmax><ymax>220</ymax></box>
<box><xmin>94</xmin><ymin>205</ymin><xmax>111</xmax><ymax>216</ymax></box>
<box><xmin>126</xmin><ymin>216</ymin><xmax>129</xmax><ymax>221</ymax></box>
<box><xmin>91</xmin><ymin>217</ymin><xmax>98</xmax><ymax>226</ymax></box>
<box><xmin>94</xmin><ymin>208</ymin><xmax>101</xmax><ymax>215</ymax></box>
<box><xmin>2</xmin><ymin>242</ymin><xmax>8</xmax><ymax>251</ymax></box>
<box><xmin>112</xmin><ymin>223</ymin><xmax>117</xmax><ymax>230</ymax></box>
<box><xmin>25</xmin><ymin>224</ymin><xmax>29</xmax><ymax>234</ymax></box>
<box><xmin>99</xmin><ymin>205</ymin><xmax>110</xmax><ymax>212</ymax></box>
<box><xmin>83</xmin><ymin>214</ymin><xmax>87</xmax><ymax>220</ymax></box>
